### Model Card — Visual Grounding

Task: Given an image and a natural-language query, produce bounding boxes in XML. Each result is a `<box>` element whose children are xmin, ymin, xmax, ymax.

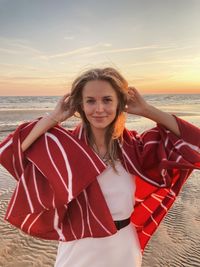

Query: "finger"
<box><xmin>128</xmin><ymin>87</ymin><xmax>136</xmax><ymax>94</ymax></box>
<box><xmin>63</xmin><ymin>93</ymin><xmax>71</xmax><ymax>100</ymax></box>
<box><xmin>128</xmin><ymin>87</ymin><xmax>142</xmax><ymax>101</ymax></box>
<box><xmin>58</xmin><ymin>93</ymin><xmax>69</xmax><ymax>104</ymax></box>
<box><xmin>128</xmin><ymin>87</ymin><xmax>139</xmax><ymax>97</ymax></box>
<box><xmin>63</xmin><ymin>94</ymin><xmax>72</xmax><ymax>104</ymax></box>
<box><xmin>128</xmin><ymin>86</ymin><xmax>136</xmax><ymax>91</ymax></box>
<box><xmin>128</xmin><ymin>91</ymin><xmax>136</xmax><ymax>100</ymax></box>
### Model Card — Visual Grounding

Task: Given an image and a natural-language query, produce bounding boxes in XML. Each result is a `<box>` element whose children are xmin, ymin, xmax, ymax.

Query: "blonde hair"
<box><xmin>70</xmin><ymin>67</ymin><xmax>129</xmax><ymax>170</ymax></box>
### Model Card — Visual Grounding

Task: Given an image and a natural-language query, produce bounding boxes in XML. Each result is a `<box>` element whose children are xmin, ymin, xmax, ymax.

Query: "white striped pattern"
<box><xmin>121</xmin><ymin>147</ymin><xmax>166</xmax><ymax>187</ymax></box>
<box><xmin>67</xmin><ymin>212</ymin><xmax>78</xmax><ymax>240</ymax></box>
<box><xmin>161</xmin><ymin>169</ymin><xmax>167</xmax><ymax>185</ymax></box>
<box><xmin>160</xmin><ymin>202</ymin><xmax>168</xmax><ymax>212</ymax></box>
<box><xmin>26</xmin><ymin>156</ymin><xmax>47</xmax><ymax>179</ymax></box>
<box><xmin>45</xmin><ymin>133</ymin><xmax>73</xmax><ymax>202</ymax></box>
<box><xmin>135</xmin><ymin>197</ymin><xmax>144</xmax><ymax>202</ymax></box>
<box><xmin>54</xmin><ymin>208</ymin><xmax>65</xmax><ymax>241</ymax></box>
<box><xmin>83</xmin><ymin>190</ymin><xmax>93</xmax><ymax>236</ymax></box>
<box><xmin>175</xmin><ymin>140</ymin><xmax>200</xmax><ymax>152</ymax></box>
<box><xmin>17</xmin><ymin>138</ymin><xmax>24</xmax><ymax>173</ymax></box>
<box><xmin>21</xmin><ymin>173</ymin><xmax>34</xmax><ymax>213</ymax></box>
<box><xmin>169</xmin><ymin>189</ymin><xmax>176</xmax><ymax>197</ymax></box>
<box><xmin>75</xmin><ymin>198</ymin><xmax>85</xmax><ymax>238</ymax></box>
<box><xmin>21</xmin><ymin>214</ymin><xmax>31</xmax><ymax>230</ymax></box>
<box><xmin>165</xmin><ymin>194</ymin><xmax>175</xmax><ymax>200</ymax></box>
<box><xmin>28</xmin><ymin>211</ymin><xmax>44</xmax><ymax>234</ymax></box>
<box><xmin>133</xmin><ymin>222</ymin><xmax>142</xmax><ymax>228</ymax></box>
<box><xmin>141</xmin><ymin>129</ymin><xmax>159</xmax><ymax>137</ymax></box>
<box><xmin>23</xmin><ymin>120</ymin><xmax>38</xmax><ymax>130</ymax></box>
<box><xmin>151</xmin><ymin>193</ymin><xmax>164</xmax><ymax>202</ymax></box>
<box><xmin>5</xmin><ymin>182</ymin><xmax>20</xmax><ymax>220</ymax></box>
<box><xmin>32</xmin><ymin>165</ymin><xmax>48</xmax><ymax>210</ymax></box>
<box><xmin>151</xmin><ymin>215</ymin><xmax>158</xmax><ymax>226</ymax></box>
<box><xmin>85</xmin><ymin>192</ymin><xmax>113</xmax><ymax>235</ymax></box>
<box><xmin>143</xmin><ymin>140</ymin><xmax>160</xmax><ymax>149</ymax></box>
<box><xmin>142</xmin><ymin>230</ymin><xmax>151</xmax><ymax>237</ymax></box>
<box><xmin>176</xmin><ymin>155</ymin><xmax>182</xmax><ymax>162</ymax></box>
<box><xmin>161</xmin><ymin>169</ymin><xmax>167</xmax><ymax>177</ymax></box>
<box><xmin>0</xmin><ymin>138</ymin><xmax>12</xmax><ymax>154</ymax></box>
<box><xmin>141</xmin><ymin>203</ymin><xmax>153</xmax><ymax>213</ymax></box>
<box><xmin>54</xmin><ymin>127</ymin><xmax>106</xmax><ymax>172</ymax></box>
<box><xmin>12</xmin><ymin>155</ymin><xmax>20</xmax><ymax>180</ymax></box>
<box><xmin>164</xmin><ymin>136</ymin><xmax>169</xmax><ymax>147</ymax></box>
<box><xmin>78</xmin><ymin>124</ymin><xmax>83</xmax><ymax>139</ymax></box>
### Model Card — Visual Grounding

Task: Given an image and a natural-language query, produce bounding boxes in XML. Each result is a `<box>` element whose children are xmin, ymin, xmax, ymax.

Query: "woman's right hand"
<box><xmin>21</xmin><ymin>93</ymin><xmax>76</xmax><ymax>152</ymax></box>
<box><xmin>50</xmin><ymin>93</ymin><xmax>76</xmax><ymax>123</ymax></box>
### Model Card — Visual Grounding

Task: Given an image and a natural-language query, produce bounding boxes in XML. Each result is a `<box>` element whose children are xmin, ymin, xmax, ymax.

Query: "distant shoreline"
<box><xmin>0</xmin><ymin>93</ymin><xmax>200</xmax><ymax>97</ymax></box>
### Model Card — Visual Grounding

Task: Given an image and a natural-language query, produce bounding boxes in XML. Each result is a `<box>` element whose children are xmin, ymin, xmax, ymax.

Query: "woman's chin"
<box><xmin>90</xmin><ymin>122</ymin><xmax>110</xmax><ymax>131</ymax></box>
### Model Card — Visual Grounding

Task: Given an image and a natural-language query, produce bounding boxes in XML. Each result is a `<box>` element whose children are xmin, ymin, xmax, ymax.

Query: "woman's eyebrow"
<box><xmin>85</xmin><ymin>96</ymin><xmax>113</xmax><ymax>98</ymax></box>
<box><xmin>84</xmin><ymin>96</ymin><xmax>95</xmax><ymax>99</ymax></box>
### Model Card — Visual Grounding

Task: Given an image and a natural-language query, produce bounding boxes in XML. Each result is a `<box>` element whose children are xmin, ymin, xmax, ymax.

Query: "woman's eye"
<box><xmin>86</xmin><ymin>99</ymin><xmax>95</xmax><ymax>103</ymax></box>
<box><xmin>103</xmin><ymin>98</ymin><xmax>112</xmax><ymax>103</ymax></box>
<box><xmin>86</xmin><ymin>98</ymin><xmax>112</xmax><ymax>104</ymax></box>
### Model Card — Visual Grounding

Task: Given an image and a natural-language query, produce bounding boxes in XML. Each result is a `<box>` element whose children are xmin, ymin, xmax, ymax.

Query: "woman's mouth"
<box><xmin>92</xmin><ymin>116</ymin><xmax>107</xmax><ymax>121</ymax></box>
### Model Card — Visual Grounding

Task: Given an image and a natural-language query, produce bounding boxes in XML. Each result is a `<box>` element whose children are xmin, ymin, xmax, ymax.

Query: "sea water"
<box><xmin>0</xmin><ymin>94</ymin><xmax>200</xmax><ymax>132</ymax></box>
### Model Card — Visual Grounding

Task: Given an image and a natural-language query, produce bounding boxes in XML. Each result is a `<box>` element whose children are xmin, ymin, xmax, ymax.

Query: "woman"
<box><xmin>0</xmin><ymin>68</ymin><xmax>200</xmax><ymax>267</ymax></box>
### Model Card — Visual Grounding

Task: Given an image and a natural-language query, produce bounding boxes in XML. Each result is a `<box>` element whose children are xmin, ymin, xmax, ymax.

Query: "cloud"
<box><xmin>47</xmin><ymin>43</ymin><xmax>112</xmax><ymax>59</ymax></box>
<box><xmin>127</xmin><ymin>57</ymin><xmax>200</xmax><ymax>67</ymax></box>
<box><xmin>0</xmin><ymin>37</ymin><xmax>45</xmax><ymax>57</ymax></box>
<box><xmin>128</xmin><ymin>73</ymin><xmax>176</xmax><ymax>83</ymax></box>
<box><xmin>0</xmin><ymin>75</ymin><xmax>67</xmax><ymax>84</ymax></box>
<box><xmin>0</xmin><ymin>47</ymin><xmax>19</xmax><ymax>54</ymax></box>
<box><xmin>79</xmin><ymin>44</ymin><xmax>174</xmax><ymax>58</ymax></box>
<box><xmin>46</xmin><ymin>43</ymin><xmax>165</xmax><ymax>60</ymax></box>
<box><xmin>48</xmin><ymin>46</ymin><xmax>93</xmax><ymax>58</ymax></box>
<box><xmin>64</xmin><ymin>36</ymin><xmax>75</xmax><ymax>40</ymax></box>
<box><xmin>153</xmin><ymin>44</ymin><xmax>199</xmax><ymax>54</ymax></box>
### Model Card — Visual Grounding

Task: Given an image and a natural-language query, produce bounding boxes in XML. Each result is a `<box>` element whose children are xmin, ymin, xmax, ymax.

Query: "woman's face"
<box><xmin>82</xmin><ymin>80</ymin><xmax>119</xmax><ymax>132</ymax></box>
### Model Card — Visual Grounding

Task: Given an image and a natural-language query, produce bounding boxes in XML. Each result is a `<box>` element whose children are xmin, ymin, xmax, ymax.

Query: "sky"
<box><xmin>0</xmin><ymin>0</ymin><xmax>200</xmax><ymax>96</ymax></box>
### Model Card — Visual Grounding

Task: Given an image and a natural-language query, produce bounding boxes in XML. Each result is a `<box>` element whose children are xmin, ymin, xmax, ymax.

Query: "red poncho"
<box><xmin>0</xmin><ymin>116</ymin><xmax>200</xmax><ymax>253</ymax></box>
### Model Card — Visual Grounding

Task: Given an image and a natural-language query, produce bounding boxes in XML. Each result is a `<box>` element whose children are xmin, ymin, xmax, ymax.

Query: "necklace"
<box><xmin>91</xmin><ymin>139</ymin><xmax>111</xmax><ymax>164</ymax></box>
<box><xmin>93</xmin><ymin>146</ymin><xmax>107</xmax><ymax>160</ymax></box>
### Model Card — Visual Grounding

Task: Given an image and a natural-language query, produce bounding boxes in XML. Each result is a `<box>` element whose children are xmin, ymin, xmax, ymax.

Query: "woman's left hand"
<box><xmin>125</xmin><ymin>87</ymin><xmax>150</xmax><ymax>116</ymax></box>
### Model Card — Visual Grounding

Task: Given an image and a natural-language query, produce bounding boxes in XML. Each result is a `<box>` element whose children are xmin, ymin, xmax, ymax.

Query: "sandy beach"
<box><xmin>0</xmin><ymin>107</ymin><xmax>200</xmax><ymax>267</ymax></box>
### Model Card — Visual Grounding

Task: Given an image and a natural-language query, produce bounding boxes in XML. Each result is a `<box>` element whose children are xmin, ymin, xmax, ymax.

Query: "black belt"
<box><xmin>114</xmin><ymin>218</ymin><xmax>130</xmax><ymax>231</ymax></box>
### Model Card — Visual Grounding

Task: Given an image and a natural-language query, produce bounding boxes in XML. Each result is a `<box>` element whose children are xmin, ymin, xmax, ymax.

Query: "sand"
<box><xmin>0</xmin><ymin>109</ymin><xmax>200</xmax><ymax>267</ymax></box>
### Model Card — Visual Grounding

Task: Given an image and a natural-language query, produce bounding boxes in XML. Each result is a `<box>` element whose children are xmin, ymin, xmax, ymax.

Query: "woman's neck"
<box><xmin>89</xmin><ymin>127</ymin><xmax>108</xmax><ymax>161</ymax></box>
<box><xmin>91</xmin><ymin>127</ymin><xmax>106</xmax><ymax>148</ymax></box>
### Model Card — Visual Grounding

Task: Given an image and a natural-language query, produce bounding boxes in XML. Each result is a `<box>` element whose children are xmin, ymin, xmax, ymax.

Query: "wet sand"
<box><xmin>0</xmin><ymin>109</ymin><xmax>200</xmax><ymax>267</ymax></box>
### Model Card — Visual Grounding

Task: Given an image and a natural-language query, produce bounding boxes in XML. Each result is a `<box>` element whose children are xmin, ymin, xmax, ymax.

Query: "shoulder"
<box><xmin>121</xmin><ymin>128</ymin><xmax>140</xmax><ymax>146</ymax></box>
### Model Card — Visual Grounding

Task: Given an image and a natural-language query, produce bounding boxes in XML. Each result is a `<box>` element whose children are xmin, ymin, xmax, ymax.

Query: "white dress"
<box><xmin>54</xmin><ymin>160</ymin><xmax>142</xmax><ymax>267</ymax></box>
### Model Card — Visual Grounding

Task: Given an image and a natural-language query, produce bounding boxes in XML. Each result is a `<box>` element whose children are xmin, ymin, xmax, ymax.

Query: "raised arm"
<box><xmin>126</xmin><ymin>87</ymin><xmax>180</xmax><ymax>136</ymax></box>
<box><xmin>21</xmin><ymin>93</ymin><xmax>75</xmax><ymax>152</ymax></box>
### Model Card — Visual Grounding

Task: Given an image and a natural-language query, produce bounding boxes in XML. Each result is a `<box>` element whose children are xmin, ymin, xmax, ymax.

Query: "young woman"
<box><xmin>0</xmin><ymin>68</ymin><xmax>200</xmax><ymax>267</ymax></box>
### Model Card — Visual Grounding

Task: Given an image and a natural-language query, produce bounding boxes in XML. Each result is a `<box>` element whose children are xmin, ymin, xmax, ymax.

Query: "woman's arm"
<box><xmin>142</xmin><ymin>104</ymin><xmax>180</xmax><ymax>136</ymax></box>
<box><xmin>21</xmin><ymin>93</ymin><xmax>75</xmax><ymax>152</ymax></box>
<box><xmin>126</xmin><ymin>87</ymin><xmax>180</xmax><ymax>136</ymax></box>
<box><xmin>21</xmin><ymin>114</ymin><xmax>58</xmax><ymax>152</ymax></box>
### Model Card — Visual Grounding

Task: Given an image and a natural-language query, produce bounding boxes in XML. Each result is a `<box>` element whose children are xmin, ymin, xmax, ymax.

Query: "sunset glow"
<box><xmin>0</xmin><ymin>0</ymin><xmax>200</xmax><ymax>96</ymax></box>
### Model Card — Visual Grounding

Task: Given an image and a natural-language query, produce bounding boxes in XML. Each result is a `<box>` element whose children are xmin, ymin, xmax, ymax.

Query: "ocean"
<box><xmin>1</xmin><ymin>94</ymin><xmax>200</xmax><ymax>110</ymax></box>
<box><xmin>0</xmin><ymin>94</ymin><xmax>200</xmax><ymax>131</ymax></box>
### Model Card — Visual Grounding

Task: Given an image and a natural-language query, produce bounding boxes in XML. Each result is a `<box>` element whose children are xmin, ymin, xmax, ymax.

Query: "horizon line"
<box><xmin>1</xmin><ymin>92</ymin><xmax>200</xmax><ymax>97</ymax></box>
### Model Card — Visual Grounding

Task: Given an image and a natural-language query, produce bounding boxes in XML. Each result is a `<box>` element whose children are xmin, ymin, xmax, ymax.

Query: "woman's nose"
<box><xmin>96</xmin><ymin>101</ymin><xmax>104</xmax><ymax>112</ymax></box>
